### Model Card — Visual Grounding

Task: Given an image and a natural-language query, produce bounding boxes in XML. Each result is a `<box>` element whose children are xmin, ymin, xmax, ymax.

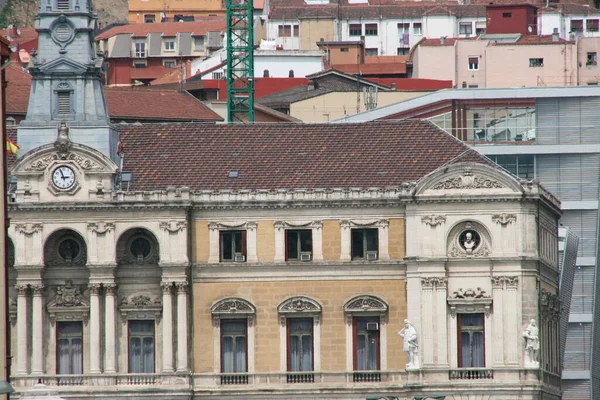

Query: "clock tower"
<box><xmin>17</xmin><ymin>0</ymin><xmax>119</xmax><ymax>164</ymax></box>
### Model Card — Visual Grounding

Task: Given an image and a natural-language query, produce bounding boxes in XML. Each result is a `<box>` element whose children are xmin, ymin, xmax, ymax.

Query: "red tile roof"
<box><xmin>116</xmin><ymin>120</ymin><xmax>491</xmax><ymax>191</ymax></box>
<box><xmin>96</xmin><ymin>19</ymin><xmax>227</xmax><ymax>40</ymax></box>
<box><xmin>499</xmin><ymin>34</ymin><xmax>571</xmax><ymax>45</ymax></box>
<box><xmin>0</xmin><ymin>27</ymin><xmax>37</xmax><ymax>46</ymax></box>
<box><xmin>183</xmin><ymin>78</ymin><xmax>309</xmax><ymax>99</ymax></box>
<box><xmin>105</xmin><ymin>88</ymin><xmax>222</xmax><ymax>121</ymax></box>
<box><xmin>5</xmin><ymin>67</ymin><xmax>221</xmax><ymax>122</ymax></box>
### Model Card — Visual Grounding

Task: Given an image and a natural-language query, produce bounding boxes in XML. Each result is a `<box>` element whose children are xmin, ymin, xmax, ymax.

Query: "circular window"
<box><xmin>52</xmin><ymin>23</ymin><xmax>74</xmax><ymax>43</ymax></box>
<box><xmin>130</xmin><ymin>237</ymin><xmax>152</xmax><ymax>261</ymax></box>
<box><xmin>459</xmin><ymin>230</ymin><xmax>481</xmax><ymax>252</ymax></box>
<box><xmin>58</xmin><ymin>238</ymin><xmax>80</xmax><ymax>261</ymax></box>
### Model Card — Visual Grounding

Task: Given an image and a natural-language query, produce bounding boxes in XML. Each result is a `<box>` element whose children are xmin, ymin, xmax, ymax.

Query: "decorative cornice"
<box><xmin>175</xmin><ymin>281</ymin><xmax>188</xmax><ymax>293</ymax></box>
<box><xmin>274</xmin><ymin>220</ymin><xmax>323</xmax><ymax>230</ymax></box>
<box><xmin>15</xmin><ymin>223</ymin><xmax>43</xmax><ymax>235</ymax></box>
<box><xmin>211</xmin><ymin>298</ymin><xmax>256</xmax><ymax>316</ymax></box>
<box><xmin>491</xmin><ymin>276</ymin><xmax>519</xmax><ymax>288</ymax></box>
<box><xmin>208</xmin><ymin>221</ymin><xmax>257</xmax><ymax>231</ymax></box>
<box><xmin>450</xmin><ymin>287</ymin><xmax>489</xmax><ymax>299</ymax></box>
<box><xmin>160</xmin><ymin>221</ymin><xmax>187</xmax><ymax>233</ymax></box>
<box><xmin>492</xmin><ymin>213</ymin><xmax>517</xmax><ymax>226</ymax></box>
<box><xmin>421</xmin><ymin>214</ymin><xmax>446</xmax><ymax>227</ymax></box>
<box><xmin>119</xmin><ymin>294</ymin><xmax>162</xmax><ymax>321</ymax></box>
<box><xmin>278</xmin><ymin>296</ymin><xmax>322</xmax><ymax>315</ymax></box>
<box><xmin>87</xmin><ymin>222</ymin><xmax>115</xmax><ymax>234</ymax></box>
<box><xmin>344</xmin><ymin>295</ymin><xmax>388</xmax><ymax>314</ymax></box>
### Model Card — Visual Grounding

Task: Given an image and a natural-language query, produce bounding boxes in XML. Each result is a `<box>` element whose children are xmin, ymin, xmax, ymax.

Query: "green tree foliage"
<box><xmin>0</xmin><ymin>0</ymin><xmax>38</xmax><ymax>29</ymax></box>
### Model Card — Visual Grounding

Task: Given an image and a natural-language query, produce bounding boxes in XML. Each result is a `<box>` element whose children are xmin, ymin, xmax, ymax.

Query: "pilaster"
<box><xmin>31</xmin><ymin>284</ymin><xmax>45</xmax><ymax>375</ymax></box>
<box><xmin>104</xmin><ymin>283</ymin><xmax>117</xmax><ymax>373</ymax></box>
<box><xmin>15</xmin><ymin>285</ymin><xmax>29</xmax><ymax>375</ymax></box>
<box><xmin>88</xmin><ymin>283</ymin><xmax>101</xmax><ymax>373</ymax></box>
<box><xmin>176</xmin><ymin>282</ymin><xmax>188</xmax><ymax>372</ymax></box>
<box><xmin>162</xmin><ymin>282</ymin><xmax>174</xmax><ymax>373</ymax></box>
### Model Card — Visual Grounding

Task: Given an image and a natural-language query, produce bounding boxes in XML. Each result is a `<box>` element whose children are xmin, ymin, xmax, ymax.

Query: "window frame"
<box><xmin>163</xmin><ymin>60</ymin><xmax>176</xmax><ymax>68</ymax></box>
<box><xmin>571</xmin><ymin>19</ymin><xmax>584</xmax><ymax>32</ymax></box>
<box><xmin>457</xmin><ymin>313</ymin><xmax>486</xmax><ymax>368</ymax></box>
<box><xmin>56</xmin><ymin>321</ymin><xmax>83</xmax><ymax>375</ymax></box>
<box><xmin>285</xmin><ymin>229</ymin><xmax>313</xmax><ymax>261</ymax></box>
<box><xmin>128</xmin><ymin>319</ymin><xmax>155</xmax><ymax>373</ymax></box>
<box><xmin>529</xmin><ymin>58</ymin><xmax>544</xmax><ymax>67</ymax></box>
<box><xmin>365</xmin><ymin>48</ymin><xmax>378</xmax><ymax>57</ymax></box>
<box><xmin>135</xmin><ymin>40</ymin><xmax>147</xmax><ymax>58</ymax></box>
<box><xmin>459</xmin><ymin>22</ymin><xmax>473</xmax><ymax>35</ymax></box>
<box><xmin>278</xmin><ymin>25</ymin><xmax>292</xmax><ymax>37</ymax></box>
<box><xmin>220</xmin><ymin>319</ymin><xmax>248</xmax><ymax>374</ymax></box>
<box><xmin>364</xmin><ymin>23</ymin><xmax>378</xmax><ymax>36</ymax></box>
<box><xmin>413</xmin><ymin>22</ymin><xmax>422</xmax><ymax>35</ymax></box>
<box><xmin>219</xmin><ymin>230</ymin><xmax>247</xmax><ymax>262</ymax></box>
<box><xmin>587</xmin><ymin>52</ymin><xmax>597</xmax><ymax>66</ymax></box>
<box><xmin>468</xmin><ymin>56</ymin><xmax>479</xmax><ymax>71</ymax></box>
<box><xmin>144</xmin><ymin>14</ymin><xmax>156</xmax><ymax>23</ymax></box>
<box><xmin>351</xmin><ymin>228</ymin><xmax>379</xmax><ymax>260</ymax></box>
<box><xmin>194</xmin><ymin>36</ymin><xmax>205</xmax><ymax>51</ymax></box>
<box><xmin>57</xmin><ymin>91</ymin><xmax>71</xmax><ymax>115</ymax></box>
<box><xmin>353</xmin><ymin>316</ymin><xmax>380</xmax><ymax>371</ymax></box>
<box><xmin>287</xmin><ymin>318</ymin><xmax>314</xmax><ymax>372</ymax></box>
<box><xmin>164</xmin><ymin>38</ymin><xmax>175</xmax><ymax>51</ymax></box>
<box><xmin>587</xmin><ymin>19</ymin><xmax>599</xmax><ymax>32</ymax></box>
<box><xmin>349</xmin><ymin>23</ymin><xmax>362</xmax><ymax>36</ymax></box>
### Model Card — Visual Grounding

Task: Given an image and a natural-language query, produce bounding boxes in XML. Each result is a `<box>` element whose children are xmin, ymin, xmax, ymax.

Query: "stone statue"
<box><xmin>398</xmin><ymin>319</ymin><xmax>419</xmax><ymax>369</ymax></box>
<box><xmin>523</xmin><ymin>319</ymin><xmax>540</xmax><ymax>366</ymax></box>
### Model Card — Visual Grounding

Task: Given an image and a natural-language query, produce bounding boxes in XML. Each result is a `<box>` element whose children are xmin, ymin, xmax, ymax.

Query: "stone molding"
<box><xmin>430</xmin><ymin>167</ymin><xmax>505</xmax><ymax>190</ymax></box>
<box><xmin>160</xmin><ymin>221</ymin><xmax>187</xmax><ymax>233</ymax></box>
<box><xmin>208</xmin><ymin>221</ymin><xmax>257</xmax><ymax>231</ymax></box>
<box><xmin>491</xmin><ymin>276</ymin><xmax>519</xmax><ymax>289</ymax></box>
<box><xmin>421</xmin><ymin>277</ymin><xmax>447</xmax><ymax>289</ymax></box>
<box><xmin>119</xmin><ymin>293</ymin><xmax>162</xmax><ymax>322</ymax></box>
<box><xmin>273</xmin><ymin>220</ymin><xmax>323</xmax><ymax>230</ymax></box>
<box><xmin>87</xmin><ymin>222</ymin><xmax>115</xmax><ymax>234</ymax></box>
<box><xmin>211</xmin><ymin>297</ymin><xmax>256</xmax><ymax>327</ymax></box>
<box><xmin>447</xmin><ymin>287</ymin><xmax>492</xmax><ymax>317</ymax></box>
<box><xmin>340</xmin><ymin>219</ymin><xmax>389</xmax><ymax>229</ymax></box>
<box><xmin>14</xmin><ymin>223</ymin><xmax>43</xmax><ymax>235</ymax></box>
<box><xmin>278</xmin><ymin>296</ymin><xmax>322</xmax><ymax>326</ymax></box>
<box><xmin>46</xmin><ymin>280</ymin><xmax>90</xmax><ymax>325</ymax></box>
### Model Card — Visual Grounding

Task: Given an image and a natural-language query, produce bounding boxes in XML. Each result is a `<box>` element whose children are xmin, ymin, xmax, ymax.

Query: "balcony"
<box><xmin>12</xmin><ymin>373</ymin><xmax>190</xmax><ymax>389</ymax></box>
<box><xmin>449</xmin><ymin>368</ymin><xmax>494</xmax><ymax>380</ymax></box>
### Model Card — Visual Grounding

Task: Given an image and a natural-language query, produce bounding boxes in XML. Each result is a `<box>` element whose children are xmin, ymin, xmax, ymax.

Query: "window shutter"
<box><xmin>57</xmin><ymin>0</ymin><xmax>70</xmax><ymax>10</ymax></box>
<box><xmin>241</xmin><ymin>230</ymin><xmax>247</xmax><ymax>256</ymax></box>
<box><xmin>58</xmin><ymin>92</ymin><xmax>70</xmax><ymax>114</ymax></box>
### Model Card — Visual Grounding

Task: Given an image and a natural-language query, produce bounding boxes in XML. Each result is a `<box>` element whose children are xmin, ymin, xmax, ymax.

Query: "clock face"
<box><xmin>52</xmin><ymin>166</ymin><xmax>76</xmax><ymax>189</ymax></box>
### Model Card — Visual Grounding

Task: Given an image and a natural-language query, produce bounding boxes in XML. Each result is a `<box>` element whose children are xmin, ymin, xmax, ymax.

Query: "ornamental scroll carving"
<box><xmin>46</xmin><ymin>280</ymin><xmax>90</xmax><ymax>325</ymax></box>
<box><xmin>274</xmin><ymin>220</ymin><xmax>323</xmax><ymax>230</ymax></box>
<box><xmin>87</xmin><ymin>222</ymin><xmax>115</xmax><ymax>235</ymax></box>
<box><xmin>278</xmin><ymin>296</ymin><xmax>322</xmax><ymax>326</ymax></box>
<box><xmin>431</xmin><ymin>167</ymin><xmax>504</xmax><ymax>190</ymax></box>
<box><xmin>25</xmin><ymin>153</ymin><xmax>101</xmax><ymax>171</ymax></box>
<box><xmin>344</xmin><ymin>295</ymin><xmax>388</xmax><ymax>313</ymax></box>
<box><xmin>421</xmin><ymin>277</ymin><xmax>447</xmax><ymax>288</ymax></box>
<box><xmin>15</xmin><ymin>223</ymin><xmax>43</xmax><ymax>235</ymax></box>
<box><xmin>492</xmin><ymin>213</ymin><xmax>517</xmax><ymax>226</ymax></box>
<box><xmin>541</xmin><ymin>289</ymin><xmax>561</xmax><ymax>320</ymax></box>
<box><xmin>211</xmin><ymin>298</ymin><xmax>256</xmax><ymax>315</ymax></box>
<box><xmin>491</xmin><ymin>276</ymin><xmax>519</xmax><ymax>289</ymax></box>
<box><xmin>159</xmin><ymin>221</ymin><xmax>187</xmax><ymax>233</ymax></box>
<box><xmin>421</xmin><ymin>215</ymin><xmax>446</xmax><ymax>227</ymax></box>
<box><xmin>208</xmin><ymin>221</ymin><xmax>257</xmax><ymax>231</ymax></box>
<box><xmin>447</xmin><ymin>287</ymin><xmax>493</xmax><ymax>317</ymax></box>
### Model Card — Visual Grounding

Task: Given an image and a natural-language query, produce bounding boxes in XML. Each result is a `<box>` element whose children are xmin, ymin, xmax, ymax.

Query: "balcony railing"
<box><xmin>286</xmin><ymin>373</ymin><xmax>315</xmax><ymax>383</ymax></box>
<box><xmin>449</xmin><ymin>368</ymin><xmax>494</xmax><ymax>380</ymax></box>
<box><xmin>12</xmin><ymin>373</ymin><xmax>189</xmax><ymax>388</ymax></box>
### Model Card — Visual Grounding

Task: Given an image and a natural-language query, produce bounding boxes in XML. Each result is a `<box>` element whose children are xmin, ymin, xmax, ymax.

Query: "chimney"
<box><xmin>552</xmin><ymin>28</ymin><xmax>559</xmax><ymax>42</ymax></box>
<box><xmin>440</xmin><ymin>36</ymin><xmax>446</xmax><ymax>45</ymax></box>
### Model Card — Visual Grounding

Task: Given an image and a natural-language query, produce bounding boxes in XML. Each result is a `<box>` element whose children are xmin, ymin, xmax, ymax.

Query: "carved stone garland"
<box><xmin>431</xmin><ymin>166</ymin><xmax>505</xmax><ymax>190</ymax></box>
<box><xmin>421</xmin><ymin>215</ymin><xmax>446</xmax><ymax>227</ymax></box>
<box><xmin>344</xmin><ymin>295</ymin><xmax>388</xmax><ymax>325</ymax></box>
<box><xmin>447</xmin><ymin>287</ymin><xmax>493</xmax><ymax>317</ymax></box>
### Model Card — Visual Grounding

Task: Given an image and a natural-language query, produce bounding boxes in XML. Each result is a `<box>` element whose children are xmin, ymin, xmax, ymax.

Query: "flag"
<box><xmin>6</xmin><ymin>138</ymin><xmax>19</xmax><ymax>155</ymax></box>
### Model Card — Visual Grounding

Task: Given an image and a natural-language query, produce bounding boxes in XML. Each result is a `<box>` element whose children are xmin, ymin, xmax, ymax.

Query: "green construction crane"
<box><xmin>226</xmin><ymin>0</ymin><xmax>255</xmax><ymax>123</ymax></box>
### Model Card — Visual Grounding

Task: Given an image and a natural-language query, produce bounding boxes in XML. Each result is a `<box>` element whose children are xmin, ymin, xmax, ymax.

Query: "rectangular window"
<box><xmin>351</xmin><ymin>228</ymin><xmax>378</xmax><ymax>260</ymax></box>
<box><xmin>293</xmin><ymin>25</ymin><xmax>300</xmax><ymax>36</ymax></box>
<box><xmin>194</xmin><ymin>36</ymin><xmax>205</xmax><ymax>51</ymax></box>
<box><xmin>128</xmin><ymin>320</ymin><xmax>155</xmax><ymax>373</ymax></box>
<box><xmin>57</xmin><ymin>0</ymin><xmax>70</xmax><ymax>10</ymax></box>
<box><xmin>468</xmin><ymin>56</ymin><xmax>479</xmax><ymax>70</ymax></box>
<box><xmin>502</xmin><ymin>12</ymin><xmax>512</xmax><ymax>18</ymax></box>
<box><xmin>57</xmin><ymin>92</ymin><xmax>70</xmax><ymax>114</ymax></box>
<box><xmin>164</xmin><ymin>60</ymin><xmax>176</xmax><ymax>68</ymax></box>
<box><xmin>529</xmin><ymin>58</ymin><xmax>543</xmax><ymax>67</ymax></box>
<box><xmin>349</xmin><ymin>24</ymin><xmax>362</xmax><ymax>36</ymax></box>
<box><xmin>571</xmin><ymin>19</ymin><xmax>584</xmax><ymax>32</ymax></box>
<box><xmin>286</xmin><ymin>230</ymin><xmax>312</xmax><ymax>261</ymax></box>
<box><xmin>459</xmin><ymin>22</ymin><xmax>473</xmax><ymax>35</ymax></box>
<box><xmin>492</xmin><ymin>155</ymin><xmax>535</xmax><ymax>179</ymax></box>
<box><xmin>587</xmin><ymin>52</ymin><xmax>597</xmax><ymax>66</ymax></box>
<box><xmin>587</xmin><ymin>19</ymin><xmax>599</xmax><ymax>32</ymax></box>
<box><xmin>164</xmin><ymin>39</ymin><xmax>175</xmax><ymax>51</ymax></box>
<box><xmin>397</xmin><ymin>23</ymin><xmax>410</xmax><ymax>34</ymax></box>
<box><xmin>287</xmin><ymin>318</ymin><xmax>313</xmax><ymax>372</ymax></box>
<box><xmin>57</xmin><ymin>321</ymin><xmax>83</xmax><ymax>374</ymax></box>
<box><xmin>365</xmin><ymin>48</ymin><xmax>378</xmax><ymax>56</ymax></box>
<box><xmin>220</xmin><ymin>230</ymin><xmax>246</xmax><ymax>262</ymax></box>
<box><xmin>475</xmin><ymin>21</ymin><xmax>486</xmax><ymax>35</ymax></box>
<box><xmin>278</xmin><ymin>25</ymin><xmax>292</xmax><ymax>37</ymax></box>
<box><xmin>340</xmin><ymin>48</ymin><xmax>349</xmax><ymax>52</ymax></box>
<box><xmin>144</xmin><ymin>14</ymin><xmax>156</xmax><ymax>23</ymax></box>
<box><xmin>397</xmin><ymin>48</ymin><xmax>409</xmax><ymax>55</ymax></box>
<box><xmin>353</xmin><ymin>317</ymin><xmax>380</xmax><ymax>371</ymax></box>
<box><xmin>413</xmin><ymin>22</ymin><xmax>422</xmax><ymax>35</ymax></box>
<box><xmin>221</xmin><ymin>320</ymin><xmax>247</xmax><ymax>373</ymax></box>
<box><xmin>458</xmin><ymin>314</ymin><xmax>485</xmax><ymax>368</ymax></box>
<box><xmin>133</xmin><ymin>60</ymin><xmax>147</xmax><ymax>68</ymax></box>
<box><xmin>365</xmin><ymin>23</ymin><xmax>378</xmax><ymax>36</ymax></box>
<box><xmin>135</xmin><ymin>41</ymin><xmax>146</xmax><ymax>57</ymax></box>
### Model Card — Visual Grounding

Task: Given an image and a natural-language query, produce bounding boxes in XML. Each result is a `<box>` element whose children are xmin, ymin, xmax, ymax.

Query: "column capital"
<box><xmin>16</xmin><ymin>285</ymin><xmax>28</xmax><ymax>296</ymax></box>
<box><xmin>31</xmin><ymin>284</ymin><xmax>45</xmax><ymax>296</ymax></box>
<box><xmin>88</xmin><ymin>284</ymin><xmax>102</xmax><ymax>295</ymax></box>
<box><xmin>104</xmin><ymin>283</ymin><xmax>117</xmax><ymax>295</ymax></box>
<box><xmin>175</xmin><ymin>281</ymin><xmax>188</xmax><ymax>293</ymax></box>
<box><xmin>161</xmin><ymin>282</ymin><xmax>173</xmax><ymax>293</ymax></box>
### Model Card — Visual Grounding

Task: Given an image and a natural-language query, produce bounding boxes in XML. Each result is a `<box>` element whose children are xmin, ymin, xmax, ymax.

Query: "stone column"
<box><xmin>104</xmin><ymin>284</ymin><xmax>117</xmax><ymax>373</ymax></box>
<box><xmin>176</xmin><ymin>282</ymin><xmax>188</xmax><ymax>372</ymax></box>
<box><xmin>311</xmin><ymin>221</ymin><xmax>324</xmax><ymax>261</ymax></box>
<box><xmin>340</xmin><ymin>220</ymin><xmax>352</xmax><ymax>261</ymax></box>
<box><xmin>492</xmin><ymin>277</ymin><xmax>505</xmax><ymax>366</ymax></box>
<box><xmin>435</xmin><ymin>278</ymin><xmax>448</xmax><ymax>367</ymax></box>
<box><xmin>15</xmin><ymin>285</ymin><xmax>28</xmax><ymax>375</ymax></box>
<box><xmin>273</xmin><ymin>221</ymin><xmax>286</xmax><ymax>262</ymax></box>
<box><xmin>504</xmin><ymin>277</ymin><xmax>519</xmax><ymax>365</ymax></box>
<box><xmin>162</xmin><ymin>282</ymin><xmax>174</xmax><ymax>373</ymax></box>
<box><xmin>89</xmin><ymin>284</ymin><xmax>102</xmax><ymax>373</ymax></box>
<box><xmin>420</xmin><ymin>278</ymin><xmax>434</xmax><ymax>366</ymax></box>
<box><xmin>377</xmin><ymin>219</ymin><xmax>390</xmax><ymax>261</ymax></box>
<box><xmin>31</xmin><ymin>285</ymin><xmax>45</xmax><ymax>375</ymax></box>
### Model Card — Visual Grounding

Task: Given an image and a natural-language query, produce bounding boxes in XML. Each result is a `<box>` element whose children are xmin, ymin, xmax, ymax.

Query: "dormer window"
<box><xmin>57</xmin><ymin>0</ymin><xmax>70</xmax><ymax>10</ymax></box>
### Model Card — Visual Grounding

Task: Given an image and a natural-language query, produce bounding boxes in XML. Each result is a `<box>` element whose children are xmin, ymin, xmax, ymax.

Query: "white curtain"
<box><xmin>357</xmin><ymin>335</ymin><xmax>367</xmax><ymax>370</ymax></box>
<box><xmin>222</xmin><ymin>337</ymin><xmax>234</xmax><ymax>373</ymax></box>
<box><xmin>130</xmin><ymin>338</ymin><xmax>142</xmax><ymax>373</ymax></box>
<box><xmin>472</xmin><ymin>332</ymin><xmax>484</xmax><ymax>367</ymax></box>
<box><xmin>57</xmin><ymin>322</ymin><xmax>83</xmax><ymax>374</ymax></box>
<box><xmin>289</xmin><ymin>319</ymin><xmax>313</xmax><ymax>371</ymax></box>
<box><xmin>235</xmin><ymin>336</ymin><xmax>246</xmax><ymax>372</ymax></box>
<box><xmin>129</xmin><ymin>321</ymin><xmax>155</xmax><ymax>373</ymax></box>
<box><xmin>57</xmin><ymin>339</ymin><xmax>70</xmax><ymax>375</ymax></box>
<box><xmin>71</xmin><ymin>338</ymin><xmax>83</xmax><ymax>374</ymax></box>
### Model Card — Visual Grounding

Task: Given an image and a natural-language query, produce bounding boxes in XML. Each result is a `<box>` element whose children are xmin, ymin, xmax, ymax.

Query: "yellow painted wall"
<box><xmin>388</xmin><ymin>218</ymin><xmax>405</xmax><ymax>260</ymax></box>
<box><xmin>192</xmin><ymin>280</ymin><xmax>407</xmax><ymax>373</ymax></box>
<box><xmin>257</xmin><ymin>220</ymin><xmax>275</xmax><ymax>262</ymax></box>
<box><xmin>299</xmin><ymin>19</ymin><xmax>335</xmax><ymax>51</ymax></box>
<box><xmin>322</xmin><ymin>220</ymin><xmax>340</xmax><ymax>261</ymax></box>
<box><xmin>290</xmin><ymin>92</ymin><xmax>432</xmax><ymax>123</ymax></box>
<box><xmin>192</xmin><ymin>221</ymin><xmax>209</xmax><ymax>263</ymax></box>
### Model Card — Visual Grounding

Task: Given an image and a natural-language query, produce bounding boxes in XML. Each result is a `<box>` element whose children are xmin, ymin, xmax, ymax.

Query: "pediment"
<box><xmin>414</xmin><ymin>162</ymin><xmax>524</xmax><ymax>197</ymax></box>
<box><xmin>12</xmin><ymin>142</ymin><xmax>118</xmax><ymax>176</ymax></box>
<box><xmin>37</xmin><ymin>57</ymin><xmax>87</xmax><ymax>74</ymax></box>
